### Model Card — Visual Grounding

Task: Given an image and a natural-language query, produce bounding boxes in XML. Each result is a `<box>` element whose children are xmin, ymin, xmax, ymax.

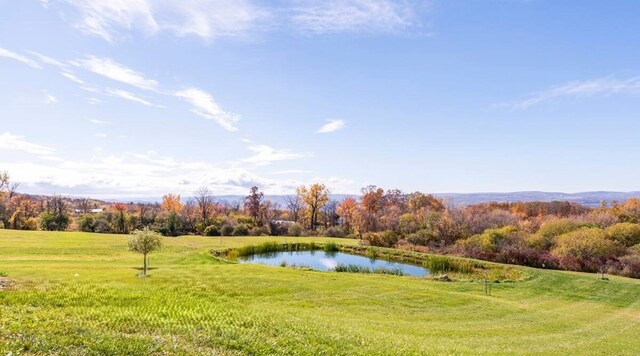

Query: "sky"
<box><xmin>1</xmin><ymin>0</ymin><xmax>640</xmax><ymax>199</ymax></box>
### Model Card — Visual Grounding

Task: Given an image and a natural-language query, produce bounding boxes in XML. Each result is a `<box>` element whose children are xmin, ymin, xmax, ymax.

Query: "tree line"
<box><xmin>1</xmin><ymin>171</ymin><xmax>639</xmax><ymax>278</ymax></box>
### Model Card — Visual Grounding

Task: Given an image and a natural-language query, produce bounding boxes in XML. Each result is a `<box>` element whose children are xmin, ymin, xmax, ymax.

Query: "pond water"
<box><xmin>239</xmin><ymin>250</ymin><xmax>430</xmax><ymax>277</ymax></box>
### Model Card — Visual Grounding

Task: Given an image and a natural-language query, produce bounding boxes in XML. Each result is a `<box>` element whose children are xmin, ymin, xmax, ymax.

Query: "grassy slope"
<box><xmin>0</xmin><ymin>230</ymin><xmax>638</xmax><ymax>355</ymax></box>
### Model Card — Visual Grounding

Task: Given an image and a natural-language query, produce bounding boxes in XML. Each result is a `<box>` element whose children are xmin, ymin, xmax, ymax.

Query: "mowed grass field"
<box><xmin>0</xmin><ymin>230</ymin><xmax>639</xmax><ymax>355</ymax></box>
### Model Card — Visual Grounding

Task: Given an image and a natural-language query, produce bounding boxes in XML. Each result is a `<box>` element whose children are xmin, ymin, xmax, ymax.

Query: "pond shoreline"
<box><xmin>210</xmin><ymin>241</ymin><xmax>526</xmax><ymax>282</ymax></box>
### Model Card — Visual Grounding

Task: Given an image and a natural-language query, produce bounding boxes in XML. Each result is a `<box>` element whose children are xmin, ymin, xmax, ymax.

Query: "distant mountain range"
<box><xmin>112</xmin><ymin>191</ymin><xmax>640</xmax><ymax>208</ymax></box>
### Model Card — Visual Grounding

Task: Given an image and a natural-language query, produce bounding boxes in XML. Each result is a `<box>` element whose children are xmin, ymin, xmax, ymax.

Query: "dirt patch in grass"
<box><xmin>0</xmin><ymin>276</ymin><xmax>13</xmax><ymax>290</ymax></box>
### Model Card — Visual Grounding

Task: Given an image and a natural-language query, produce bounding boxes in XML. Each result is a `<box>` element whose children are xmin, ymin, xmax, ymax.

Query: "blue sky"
<box><xmin>1</xmin><ymin>0</ymin><xmax>640</xmax><ymax>198</ymax></box>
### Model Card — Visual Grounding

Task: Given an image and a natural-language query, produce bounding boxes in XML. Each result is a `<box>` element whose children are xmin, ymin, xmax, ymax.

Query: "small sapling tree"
<box><xmin>128</xmin><ymin>227</ymin><xmax>163</xmax><ymax>277</ymax></box>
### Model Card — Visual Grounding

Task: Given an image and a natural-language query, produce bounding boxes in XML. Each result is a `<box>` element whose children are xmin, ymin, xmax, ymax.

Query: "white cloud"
<box><xmin>0</xmin><ymin>132</ymin><xmax>56</xmax><ymax>156</ymax></box>
<box><xmin>240</xmin><ymin>144</ymin><xmax>307</xmax><ymax>166</ymax></box>
<box><xmin>0</xmin><ymin>47</ymin><xmax>41</xmax><ymax>69</ymax></box>
<box><xmin>316</xmin><ymin>119</ymin><xmax>345</xmax><ymax>133</ymax></box>
<box><xmin>75</xmin><ymin>56</ymin><xmax>159</xmax><ymax>91</ymax></box>
<box><xmin>105</xmin><ymin>88</ymin><xmax>162</xmax><ymax>107</ymax></box>
<box><xmin>506</xmin><ymin>76</ymin><xmax>640</xmax><ymax>109</ymax></box>
<box><xmin>0</xmin><ymin>150</ymin><xmax>305</xmax><ymax>198</ymax></box>
<box><xmin>291</xmin><ymin>0</ymin><xmax>418</xmax><ymax>34</ymax></box>
<box><xmin>44</xmin><ymin>93</ymin><xmax>58</xmax><ymax>104</ymax></box>
<box><xmin>94</xmin><ymin>133</ymin><xmax>107</xmax><ymax>138</ymax></box>
<box><xmin>174</xmin><ymin>87</ymin><xmax>240</xmax><ymax>131</ymax></box>
<box><xmin>62</xmin><ymin>0</ymin><xmax>266</xmax><ymax>43</ymax></box>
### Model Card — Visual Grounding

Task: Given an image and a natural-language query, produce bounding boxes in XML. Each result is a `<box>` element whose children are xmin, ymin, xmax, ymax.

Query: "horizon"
<box><xmin>3</xmin><ymin>1</ymin><xmax>640</xmax><ymax>197</ymax></box>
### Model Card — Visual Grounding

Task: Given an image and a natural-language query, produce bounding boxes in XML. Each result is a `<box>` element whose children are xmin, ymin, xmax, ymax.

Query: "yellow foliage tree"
<box><xmin>162</xmin><ymin>194</ymin><xmax>183</xmax><ymax>213</ymax></box>
<box><xmin>297</xmin><ymin>183</ymin><xmax>329</xmax><ymax>230</ymax></box>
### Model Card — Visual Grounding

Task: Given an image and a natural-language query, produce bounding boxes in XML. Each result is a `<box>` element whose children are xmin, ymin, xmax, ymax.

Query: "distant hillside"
<box><xmin>116</xmin><ymin>191</ymin><xmax>640</xmax><ymax>208</ymax></box>
<box><xmin>434</xmin><ymin>191</ymin><xmax>640</xmax><ymax>207</ymax></box>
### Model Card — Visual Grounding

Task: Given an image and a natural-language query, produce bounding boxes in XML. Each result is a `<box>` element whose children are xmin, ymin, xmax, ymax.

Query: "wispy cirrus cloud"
<box><xmin>174</xmin><ymin>87</ymin><xmax>240</xmax><ymax>131</ymax></box>
<box><xmin>0</xmin><ymin>47</ymin><xmax>42</xmax><ymax>69</ymax></box>
<box><xmin>505</xmin><ymin>76</ymin><xmax>640</xmax><ymax>109</ymax></box>
<box><xmin>291</xmin><ymin>0</ymin><xmax>419</xmax><ymax>35</ymax></box>
<box><xmin>60</xmin><ymin>0</ymin><xmax>266</xmax><ymax>43</ymax></box>
<box><xmin>74</xmin><ymin>55</ymin><xmax>160</xmax><ymax>91</ymax></box>
<box><xmin>105</xmin><ymin>88</ymin><xmax>162</xmax><ymax>108</ymax></box>
<box><xmin>44</xmin><ymin>93</ymin><xmax>58</xmax><ymax>104</ymax></box>
<box><xmin>317</xmin><ymin>119</ymin><xmax>345</xmax><ymax>133</ymax></box>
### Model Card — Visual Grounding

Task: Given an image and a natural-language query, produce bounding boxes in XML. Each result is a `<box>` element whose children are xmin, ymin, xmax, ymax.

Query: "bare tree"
<box><xmin>78</xmin><ymin>198</ymin><xmax>92</xmax><ymax>214</ymax></box>
<box><xmin>0</xmin><ymin>171</ymin><xmax>9</xmax><ymax>192</ymax></box>
<box><xmin>321</xmin><ymin>200</ymin><xmax>339</xmax><ymax>227</ymax></box>
<box><xmin>284</xmin><ymin>195</ymin><xmax>302</xmax><ymax>223</ymax></box>
<box><xmin>194</xmin><ymin>187</ymin><xmax>215</xmax><ymax>223</ymax></box>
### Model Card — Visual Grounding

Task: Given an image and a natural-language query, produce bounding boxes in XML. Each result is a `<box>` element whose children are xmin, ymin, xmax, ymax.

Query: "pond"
<box><xmin>238</xmin><ymin>250</ymin><xmax>430</xmax><ymax>277</ymax></box>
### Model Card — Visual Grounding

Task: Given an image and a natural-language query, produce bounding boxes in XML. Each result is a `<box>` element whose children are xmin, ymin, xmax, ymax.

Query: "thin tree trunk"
<box><xmin>143</xmin><ymin>253</ymin><xmax>147</xmax><ymax>276</ymax></box>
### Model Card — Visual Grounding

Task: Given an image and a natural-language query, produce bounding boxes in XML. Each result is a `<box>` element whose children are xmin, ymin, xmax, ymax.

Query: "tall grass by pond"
<box><xmin>334</xmin><ymin>263</ymin><xmax>405</xmax><ymax>276</ymax></box>
<box><xmin>423</xmin><ymin>256</ymin><xmax>476</xmax><ymax>274</ymax></box>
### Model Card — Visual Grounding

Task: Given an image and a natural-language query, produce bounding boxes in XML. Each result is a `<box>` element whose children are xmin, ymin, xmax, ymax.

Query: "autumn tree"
<box><xmin>337</xmin><ymin>197</ymin><xmax>357</xmax><ymax>233</ymax></box>
<box><xmin>128</xmin><ymin>227</ymin><xmax>163</xmax><ymax>277</ymax></box>
<box><xmin>244</xmin><ymin>186</ymin><xmax>264</xmax><ymax>223</ymax></box>
<box><xmin>408</xmin><ymin>192</ymin><xmax>445</xmax><ymax>215</ymax></box>
<box><xmin>360</xmin><ymin>185</ymin><xmax>385</xmax><ymax>232</ymax></box>
<box><xmin>162</xmin><ymin>193</ymin><xmax>183</xmax><ymax>213</ymax></box>
<box><xmin>297</xmin><ymin>183</ymin><xmax>329</xmax><ymax>230</ymax></box>
<box><xmin>7</xmin><ymin>195</ymin><xmax>40</xmax><ymax>230</ymax></box>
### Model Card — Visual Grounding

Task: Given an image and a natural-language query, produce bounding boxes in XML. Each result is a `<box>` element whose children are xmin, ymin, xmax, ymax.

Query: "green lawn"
<box><xmin>0</xmin><ymin>230</ymin><xmax>638</xmax><ymax>354</ymax></box>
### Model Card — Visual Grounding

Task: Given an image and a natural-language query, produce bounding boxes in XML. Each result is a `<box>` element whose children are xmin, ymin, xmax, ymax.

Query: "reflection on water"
<box><xmin>239</xmin><ymin>250</ymin><xmax>430</xmax><ymax>277</ymax></box>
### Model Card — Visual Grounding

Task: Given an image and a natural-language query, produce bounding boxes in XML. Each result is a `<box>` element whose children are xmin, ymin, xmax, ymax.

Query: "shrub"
<box><xmin>405</xmin><ymin>229</ymin><xmax>437</xmax><ymax>246</ymax></box>
<box><xmin>220</xmin><ymin>224</ymin><xmax>234</xmax><ymax>236</ymax></box>
<box><xmin>40</xmin><ymin>210</ymin><xmax>70</xmax><ymax>231</ymax></box>
<box><xmin>538</xmin><ymin>218</ymin><xmax>584</xmax><ymax>236</ymax></box>
<box><xmin>204</xmin><ymin>225</ymin><xmax>221</xmax><ymax>236</ymax></box>
<box><xmin>287</xmin><ymin>223</ymin><xmax>303</xmax><ymax>237</ymax></box>
<box><xmin>249</xmin><ymin>226</ymin><xmax>267</xmax><ymax>236</ymax></box>
<box><xmin>77</xmin><ymin>214</ymin><xmax>95</xmax><ymax>232</ymax></box>
<box><xmin>552</xmin><ymin>227</ymin><xmax>625</xmax><ymax>272</ymax></box>
<box><xmin>398</xmin><ymin>213</ymin><xmax>419</xmax><ymax>235</ymax></box>
<box><xmin>23</xmin><ymin>218</ymin><xmax>39</xmax><ymax>231</ymax></box>
<box><xmin>495</xmin><ymin>244</ymin><xmax>558</xmax><ymax>269</ymax></box>
<box><xmin>324</xmin><ymin>226</ymin><xmax>346</xmax><ymax>238</ymax></box>
<box><xmin>618</xmin><ymin>254</ymin><xmax>640</xmax><ymax>278</ymax></box>
<box><xmin>605</xmin><ymin>223</ymin><xmax>640</xmax><ymax>247</ymax></box>
<box><xmin>363</xmin><ymin>231</ymin><xmax>399</xmax><ymax>247</ymax></box>
<box><xmin>232</xmin><ymin>224</ymin><xmax>250</xmax><ymax>236</ymax></box>
<box><xmin>456</xmin><ymin>226</ymin><xmax>517</xmax><ymax>258</ymax></box>
<box><xmin>93</xmin><ymin>218</ymin><xmax>112</xmax><ymax>233</ymax></box>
